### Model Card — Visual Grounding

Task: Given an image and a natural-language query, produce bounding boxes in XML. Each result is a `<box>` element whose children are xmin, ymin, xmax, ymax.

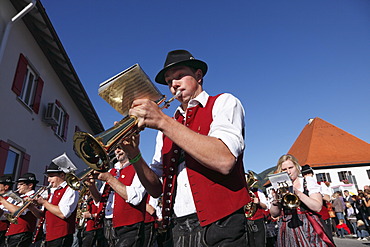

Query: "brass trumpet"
<box><xmin>65</xmin><ymin>168</ymin><xmax>94</xmax><ymax>191</ymax></box>
<box><xmin>6</xmin><ymin>184</ymin><xmax>51</xmax><ymax>224</ymax></box>
<box><xmin>73</xmin><ymin>90</ymin><xmax>181</xmax><ymax>172</ymax></box>
<box><xmin>244</xmin><ymin>171</ymin><xmax>258</xmax><ymax>218</ymax></box>
<box><xmin>276</xmin><ymin>181</ymin><xmax>300</xmax><ymax>209</ymax></box>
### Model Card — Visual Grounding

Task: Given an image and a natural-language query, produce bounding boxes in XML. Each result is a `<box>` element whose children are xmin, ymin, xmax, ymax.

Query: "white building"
<box><xmin>0</xmin><ymin>0</ymin><xmax>104</xmax><ymax>185</ymax></box>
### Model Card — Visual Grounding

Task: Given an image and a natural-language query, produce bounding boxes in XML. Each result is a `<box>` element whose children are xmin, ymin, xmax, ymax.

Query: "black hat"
<box><xmin>45</xmin><ymin>162</ymin><xmax>64</xmax><ymax>174</ymax></box>
<box><xmin>301</xmin><ymin>164</ymin><xmax>314</xmax><ymax>175</ymax></box>
<box><xmin>17</xmin><ymin>173</ymin><xmax>39</xmax><ymax>184</ymax></box>
<box><xmin>155</xmin><ymin>50</ymin><xmax>208</xmax><ymax>85</ymax></box>
<box><xmin>0</xmin><ymin>175</ymin><xmax>14</xmax><ymax>185</ymax></box>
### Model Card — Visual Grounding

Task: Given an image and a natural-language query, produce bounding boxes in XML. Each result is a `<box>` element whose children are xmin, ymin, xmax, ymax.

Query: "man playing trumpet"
<box><xmin>29</xmin><ymin>154</ymin><xmax>79</xmax><ymax>247</ymax></box>
<box><xmin>0</xmin><ymin>173</ymin><xmax>38</xmax><ymax>247</ymax></box>
<box><xmin>0</xmin><ymin>175</ymin><xmax>14</xmax><ymax>246</ymax></box>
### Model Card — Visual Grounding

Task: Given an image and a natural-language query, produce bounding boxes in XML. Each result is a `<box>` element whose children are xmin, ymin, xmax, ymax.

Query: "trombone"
<box><xmin>5</xmin><ymin>184</ymin><xmax>51</xmax><ymax>224</ymax></box>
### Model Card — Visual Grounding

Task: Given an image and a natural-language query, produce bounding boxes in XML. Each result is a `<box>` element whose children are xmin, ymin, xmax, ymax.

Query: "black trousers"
<box><xmin>170</xmin><ymin>208</ymin><xmax>247</xmax><ymax>247</ymax></box>
<box><xmin>114</xmin><ymin>222</ymin><xmax>144</xmax><ymax>247</ymax></box>
<box><xmin>247</xmin><ymin>218</ymin><xmax>266</xmax><ymax>247</ymax></box>
<box><xmin>45</xmin><ymin>234</ymin><xmax>73</xmax><ymax>247</ymax></box>
<box><xmin>0</xmin><ymin>230</ymin><xmax>6</xmax><ymax>247</ymax></box>
<box><xmin>83</xmin><ymin>228</ymin><xmax>107</xmax><ymax>247</ymax></box>
<box><xmin>5</xmin><ymin>232</ymin><xmax>33</xmax><ymax>247</ymax></box>
<box><xmin>103</xmin><ymin>218</ymin><xmax>117</xmax><ymax>247</ymax></box>
<box><xmin>142</xmin><ymin>222</ymin><xmax>156</xmax><ymax>247</ymax></box>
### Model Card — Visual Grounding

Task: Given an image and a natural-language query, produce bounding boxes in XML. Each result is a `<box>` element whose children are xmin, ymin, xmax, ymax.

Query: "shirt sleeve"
<box><xmin>58</xmin><ymin>187</ymin><xmax>79</xmax><ymax>218</ymax></box>
<box><xmin>305</xmin><ymin>176</ymin><xmax>321</xmax><ymax>195</ymax></box>
<box><xmin>149</xmin><ymin>131</ymin><xmax>164</xmax><ymax>177</ymax></box>
<box><xmin>209</xmin><ymin>93</ymin><xmax>245</xmax><ymax>158</ymax></box>
<box><xmin>126</xmin><ymin>174</ymin><xmax>146</xmax><ymax>206</ymax></box>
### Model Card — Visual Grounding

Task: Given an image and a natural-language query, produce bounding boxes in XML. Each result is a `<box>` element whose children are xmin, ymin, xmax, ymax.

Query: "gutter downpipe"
<box><xmin>0</xmin><ymin>0</ymin><xmax>37</xmax><ymax>65</ymax></box>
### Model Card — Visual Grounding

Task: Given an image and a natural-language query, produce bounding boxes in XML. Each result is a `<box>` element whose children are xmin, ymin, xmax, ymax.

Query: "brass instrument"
<box><xmin>65</xmin><ymin>168</ymin><xmax>94</xmax><ymax>191</ymax></box>
<box><xmin>6</xmin><ymin>184</ymin><xmax>51</xmax><ymax>224</ymax></box>
<box><xmin>244</xmin><ymin>171</ymin><xmax>258</xmax><ymax>218</ymax></box>
<box><xmin>73</xmin><ymin>90</ymin><xmax>181</xmax><ymax>172</ymax></box>
<box><xmin>276</xmin><ymin>181</ymin><xmax>300</xmax><ymax>209</ymax></box>
<box><xmin>76</xmin><ymin>186</ymin><xmax>89</xmax><ymax>229</ymax></box>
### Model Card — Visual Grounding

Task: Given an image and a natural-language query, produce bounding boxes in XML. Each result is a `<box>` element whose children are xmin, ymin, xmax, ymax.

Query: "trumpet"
<box><xmin>244</xmin><ymin>171</ymin><xmax>258</xmax><ymax>218</ymax></box>
<box><xmin>65</xmin><ymin>168</ymin><xmax>94</xmax><ymax>191</ymax></box>
<box><xmin>6</xmin><ymin>184</ymin><xmax>51</xmax><ymax>224</ymax></box>
<box><xmin>76</xmin><ymin>186</ymin><xmax>89</xmax><ymax>229</ymax></box>
<box><xmin>73</xmin><ymin>90</ymin><xmax>182</xmax><ymax>172</ymax></box>
<box><xmin>276</xmin><ymin>181</ymin><xmax>300</xmax><ymax>209</ymax></box>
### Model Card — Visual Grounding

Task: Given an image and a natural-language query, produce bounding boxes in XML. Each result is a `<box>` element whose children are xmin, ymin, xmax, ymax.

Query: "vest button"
<box><xmin>168</xmin><ymin>175</ymin><xmax>173</xmax><ymax>179</ymax></box>
<box><xmin>166</xmin><ymin>192</ymin><xmax>171</xmax><ymax>196</ymax></box>
<box><xmin>169</xmin><ymin>167</ymin><xmax>174</xmax><ymax>171</ymax></box>
<box><xmin>171</xmin><ymin>158</ymin><xmax>176</xmax><ymax>162</ymax></box>
<box><xmin>166</xmin><ymin>200</ymin><xmax>171</xmax><ymax>204</ymax></box>
<box><xmin>165</xmin><ymin>208</ymin><xmax>170</xmax><ymax>212</ymax></box>
<box><xmin>168</xmin><ymin>184</ymin><xmax>172</xmax><ymax>188</ymax></box>
<box><xmin>174</xmin><ymin>149</ymin><xmax>179</xmax><ymax>154</ymax></box>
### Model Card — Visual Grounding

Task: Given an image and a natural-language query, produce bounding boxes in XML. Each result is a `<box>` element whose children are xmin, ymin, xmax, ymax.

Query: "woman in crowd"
<box><xmin>269</xmin><ymin>154</ymin><xmax>335</xmax><ymax>247</ymax></box>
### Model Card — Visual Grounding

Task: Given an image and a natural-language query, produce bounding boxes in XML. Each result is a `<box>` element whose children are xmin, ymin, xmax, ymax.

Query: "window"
<box><xmin>338</xmin><ymin>171</ymin><xmax>352</xmax><ymax>182</ymax></box>
<box><xmin>53</xmin><ymin>100</ymin><xmax>69</xmax><ymax>141</ymax></box>
<box><xmin>0</xmin><ymin>141</ymin><xmax>30</xmax><ymax>186</ymax></box>
<box><xmin>316</xmin><ymin>173</ymin><xmax>331</xmax><ymax>183</ymax></box>
<box><xmin>12</xmin><ymin>54</ymin><xmax>44</xmax><ymax>114</ymax></box>
<box><xmin>367</xmin><ymin>170</ymin><xmax>370</xmax><ymax>179</ymax></box>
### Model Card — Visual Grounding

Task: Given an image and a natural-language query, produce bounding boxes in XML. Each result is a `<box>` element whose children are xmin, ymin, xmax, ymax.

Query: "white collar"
<box><xmin>175</xmin><ymin>91</ymin><xmax>209</xmax><ymax>116</ymax></box>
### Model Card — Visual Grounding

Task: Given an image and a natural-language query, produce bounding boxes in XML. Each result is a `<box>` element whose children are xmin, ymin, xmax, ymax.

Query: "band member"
<box><xmin>0</xmin><ymin>176</ymin><xmax>14</xmax><ymax>247</ymax></box>
<box><xmin>119</xmin><ymin>50</ymin><xmax>250</xmax><ymax>246</ymax></box>
<box><xmin>270</xmin><ymin>154</ymin><xmax>335</xmax><ymax>247</ymax></box>
<box><xmin>29</xmin><ymin>153</ymin><xmax>79</xmax><ymax>247</ymax></box>
<box><xmin>143</xmin><ymin>195</ymin><xmax>161</xmax><ymax>247</ymax></box>
<box><xmin>81</xmin><ymin>193</ymin><xmax>107</xmax><ymax>247</ymax></box>
<box><xmin>88</xmin><ymin>146</ymin><xmax>146</xmax><ymax>247</ymax></box>
<box><xmin>301</xmin><ymin>164</ymin><xmax>334</xmax><ymax>243</ymax></box>
<box><xmin>246</xmin><ymin>186</ymin><xmax>268</xmax><ymax>247</ymax></box>
<box><xmin>0</xmin><ymin>173</ymin><xmax>38</xmax><ymax>247</ymax></box>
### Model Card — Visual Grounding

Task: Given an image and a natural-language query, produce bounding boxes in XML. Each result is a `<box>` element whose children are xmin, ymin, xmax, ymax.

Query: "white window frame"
<box><xmin>55</xmin><ymin>106</ymin><xmax>66</xmax><ymax>138</ymax></box>
<box><xmin>19</xmin><ymin>65</ymin><xmax>37</xmax><ymax>108</ymax></box>
<box><xmin>4</xmin><ymin>147</ymin><xmax>22</xmax><ymax>183</ymax></box>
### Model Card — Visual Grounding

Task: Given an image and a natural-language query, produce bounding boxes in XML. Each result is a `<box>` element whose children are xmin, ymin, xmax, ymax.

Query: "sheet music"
<box><xmin>98</xmin><ymin>64</ymin><xmax>163</xmax><ymax>116</ymax></box>
<box><xmin>268</xmin><ymin>172</ymin><xmax>293</xmax><ymax>190</ymax></box>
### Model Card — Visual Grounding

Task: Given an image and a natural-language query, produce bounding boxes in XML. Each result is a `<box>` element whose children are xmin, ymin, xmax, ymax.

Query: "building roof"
<box><xmin>10</xmin><ymin>0</ymin><xmax>104</xmax><ymax>134</ymax></box>
<box><xmin>288</xmin><ymin>117</ymin><xmax>370</xmax><ymax>168</ymax></box>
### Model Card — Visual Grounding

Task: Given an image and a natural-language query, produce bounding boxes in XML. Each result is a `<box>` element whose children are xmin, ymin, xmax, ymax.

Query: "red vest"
<box><xmin>6</xmin><ymin>211</ymin><xmax>37</xmax><ymax>236</ymax></box>
<box><xmin>45</xmin><ymin>186</ymin><xmax>77</xmax><ymax>241</ymax></box>
<box><xmin>86</xmin><ymin>198</ymin><xmax>102</xmax><ymax>232</ymax></box>
<box><xmin>109</xmin><ymin>166</ymin><xmax>145</xmax><ymax>228</ymax></box>
<box><xmin>162</xmin><ymin>95</ymin><xmax>250</xmax><ymax>227</ymax></box>
<box><xmin>247</xmin><ymin>191</ymin><xmax>266</xmax><ymax>220</ymax></box>
<box><xmin>144</xmin><ymin>194</ymin><xmax>156</xmax><ymax>224</ymax></box>
<box><xmin>0</xmin><ymin>197</ymin><xmax>10</xmax><ymax>232</ymax></box>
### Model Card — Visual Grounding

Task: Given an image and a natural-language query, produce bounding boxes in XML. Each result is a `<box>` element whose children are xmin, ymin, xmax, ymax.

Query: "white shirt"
<box><xmin>48</xmin><ymin>181</ymin><xmax>79</xmax><ymax>218</ymax></box>
<box><xmin>150</xmin><ymin>91</ymin><xmax>245</xmax><ymax>217</ymax></box>
<box><xmin>0</xmin><ymin>190</ymin><xmax>32</xmax><ymax>218</ymax></box>
<box><xmin>99</xmin><ymin>161</ymin><xmax>146</xmax><ymax>218</ymax></box>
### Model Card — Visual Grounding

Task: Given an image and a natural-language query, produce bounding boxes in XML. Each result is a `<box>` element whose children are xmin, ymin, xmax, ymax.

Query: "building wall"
<box><xmin>315</xmin><ymin>165</ymin><xmax>370</xmax><ymax>192</ymax></box>
<box><xmin>0</xmin><ymin>1</ymin><xmax>97</xmax><ymax>183</ymax></box>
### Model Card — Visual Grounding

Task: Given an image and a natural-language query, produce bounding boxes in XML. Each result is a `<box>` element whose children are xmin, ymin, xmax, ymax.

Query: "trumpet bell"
<box><xmin>73</xmin><ymin>115</ymin><xmax>138</xmax><ymax>171</ymax></box>
<box><xmin>282</xmin><ymin>193</ymin><xmax>300</xmax><ymax>209</ymax></box>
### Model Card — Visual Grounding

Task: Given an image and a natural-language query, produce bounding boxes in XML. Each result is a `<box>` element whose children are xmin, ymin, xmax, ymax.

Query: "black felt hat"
<box><xmin>155</xmin><ymin>50</ymin><xmax>208</xmax><ymax>85</ymax></box>
<box><xmin>17</xmin><ymin>173</ymin><xmax>39</xmax><ymax>184</ymax></box>
<box><xmin>0</xmin><ymin>175</ymin><xmax>14</xmax><ymax>185</ymax></box>
<box><xmin>301</xmin><ymin>164</ymin><xmax>314</xmax><ymax>175</ymax></box>
<box><xmin>45</xmin><ymin>162</ymin><xmax>64</xmax><ymax>174</ymax></box>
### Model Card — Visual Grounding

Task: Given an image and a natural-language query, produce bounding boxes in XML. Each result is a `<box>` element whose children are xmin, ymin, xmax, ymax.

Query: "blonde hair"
<box><xmin>276</xmin><ymin>154</ymin><xmax>301</xmax><ymax>173</ymax></box>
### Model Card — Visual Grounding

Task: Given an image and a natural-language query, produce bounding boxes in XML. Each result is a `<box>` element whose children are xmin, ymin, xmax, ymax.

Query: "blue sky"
<box><xmin>41</xmin><ymin>0</ymin><xmax>370</xmax><ymax>173</ymax></box>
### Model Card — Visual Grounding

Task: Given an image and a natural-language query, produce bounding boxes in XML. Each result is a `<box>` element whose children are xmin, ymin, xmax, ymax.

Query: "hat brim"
<box><xmin>155</xmin><ymin>60</ymin><xmax>208</xmax><ymax>85</ymax></box>
<box><xmin>17</xmin><ymin>178</ymin><xmax>39</xmax><ymax>184</ymax></box>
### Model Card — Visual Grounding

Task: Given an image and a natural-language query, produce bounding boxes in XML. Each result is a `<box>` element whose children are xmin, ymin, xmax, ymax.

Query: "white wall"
<box><xmin>0</xmin><ymin>0</ymin><xmax>98</xmax><ymax>181</ymax></box>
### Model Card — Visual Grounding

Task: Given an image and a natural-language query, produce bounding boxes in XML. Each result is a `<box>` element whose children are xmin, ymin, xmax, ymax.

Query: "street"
<box><xmin>333</xmin><ymin>236</ymin><xmax>370</xmax><ymax>247</ymax></box>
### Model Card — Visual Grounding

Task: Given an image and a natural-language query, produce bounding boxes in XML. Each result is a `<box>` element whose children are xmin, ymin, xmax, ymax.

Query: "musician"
<box><xmin>119</xmin><ymin>50</ymin><xmax>250</xmax><ymax>246</ymax></box>
<box><xmin>246</xmin><ymin>185</ymin><xmax>268</xmax><ymax>247</ymax></box>
<box><xmin>30</xmin><ymin>154</ymin><xmax>79</xmax><ymax>247</ymax></box>
<box><xmin>87</xmin><ymin>146</ymin><xmax>146</xmax><ymax>247</ymax></box>
<box><xmin>0</xmin><ymin>173</ymin><xmax>38</xmax><ymax>247</ymax></box>
<box><xmin>143</xmin><ymin>195</ymin><xmax>161</xmax><ymax>247</ymax></box>
<box><xmin>0</xmin><ymin>176</ymin><xmax>14</xmax><ymax>247</ymax></box>
<box><xmin>269</xmin><ymin>154</ymin><xmax>335</xmax><ymax>247</ymax></box>
<box><xmin>81</xmin><ymin>194</ymin><xmax>107</xmax><ymax>247</ymax></box>
<box><xmin>301</xmin><ymin>164</ymin><xmax>334</xmax><ymax>243</ymax></box>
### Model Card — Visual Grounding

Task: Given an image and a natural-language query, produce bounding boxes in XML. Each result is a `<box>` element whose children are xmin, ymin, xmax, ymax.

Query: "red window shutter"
<box><xmin>11</xmin><ymin>54</ymin><xmax>28</xmax><ymax>96</ymax></box>
<box><xmin>32</xmin><ymin>77</ymin><xmax>44</xmax><ymax>114</ymax></box>
<box><xmin>63</xmin><ymin>113</ymin><xmax>69</xmax><ymax>141</ymax></box>
<box><xmin>20</xmin><ymin>153</ymin><xmax>30</xmax><ymax>175</ymax></box>
<box><xmin>0</xmin><ymin>141</ymin><xmax>10</xmax><ymax>175</ymax></box>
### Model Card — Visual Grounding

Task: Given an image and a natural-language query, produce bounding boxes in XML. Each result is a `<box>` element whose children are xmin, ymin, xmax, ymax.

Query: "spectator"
<box><xmin>336</xmin><ymin>219</ymin><xmax>350</xmax><ymax>238</ymax></box>
<box><xmin>332</xmin><ymin>191</ymin><xmax>345</xmax><ymax>225</ymax></box>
